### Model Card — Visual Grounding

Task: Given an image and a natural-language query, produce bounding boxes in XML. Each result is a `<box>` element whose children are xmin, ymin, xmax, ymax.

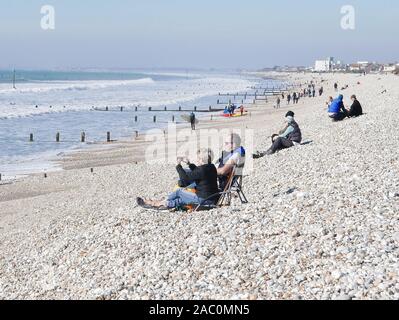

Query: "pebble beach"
<box><xmin>0</xmin><ymin>72</ymin><xmax>398</xmax><ymax>300</ymax></box>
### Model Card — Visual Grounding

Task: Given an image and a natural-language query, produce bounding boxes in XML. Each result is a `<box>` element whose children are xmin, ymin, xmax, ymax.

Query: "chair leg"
<box><xmin>237</xmin><ymin>188</ymin><xmax>248</xmax><ymax>204</ymax></box>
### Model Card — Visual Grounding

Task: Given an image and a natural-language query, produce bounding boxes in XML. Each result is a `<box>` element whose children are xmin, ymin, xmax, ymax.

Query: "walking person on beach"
<box><xmin>292</xmin><ymin>92</ymin><xmax>297</xmax><ymax>104</ymax></box>
<box><xmin>287</xmin><ymin>94</ymin><xmax>291</xmax><ymax>105</ymax></box>
<box><xmin>190</xmin><ymin>112</ymin><xmax>196</xmax><ymax>130</ymax></box>
<box><xmin>276</xmin><ymin>97</ymin><xmax>281</xmax><ymax>108</ymax></box>
<box><xmin>239</xmin><ymin>105</ymin><xmax>244</xmax><ymax>116</ymax></box>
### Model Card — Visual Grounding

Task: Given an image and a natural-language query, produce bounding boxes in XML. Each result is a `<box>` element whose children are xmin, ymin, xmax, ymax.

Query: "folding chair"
<box><xmin>193</xmin><ymin>166</ymin><xmax>248</xmax><ymax>212</ymax></box>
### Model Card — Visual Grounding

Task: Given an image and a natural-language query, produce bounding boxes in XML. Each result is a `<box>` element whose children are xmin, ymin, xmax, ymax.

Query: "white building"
<box><xmin>383</xmin><ymin>64</ymin><xmax>397</xmax><ymax>72</ymax></box>
<box><xmin>314</xmin><ymin>57</ymin><xmax>334</xmax><ymax>72</ymax></box>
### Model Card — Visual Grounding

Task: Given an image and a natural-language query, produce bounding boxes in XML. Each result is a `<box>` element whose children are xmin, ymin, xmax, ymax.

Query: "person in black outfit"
<box><xmin>190</xmin><ymin>112</ymin><xmax>196</xmax><ymax>130</ymax></box>
<box><xmin>137</xmin><ymin>149</ymin><xmax>218</xmax><ymax>209</ymax></box>
<box><xmin>347</xmin><ymin>95</ymin><xmax>363</xmax><ymax>117</ymax></box>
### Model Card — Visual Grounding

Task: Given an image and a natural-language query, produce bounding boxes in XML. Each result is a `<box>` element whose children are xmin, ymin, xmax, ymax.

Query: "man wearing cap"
<box><xmin>253</xmin><ymin>111</ymin><xmax>302</xmax><ymax>158</ymax></box>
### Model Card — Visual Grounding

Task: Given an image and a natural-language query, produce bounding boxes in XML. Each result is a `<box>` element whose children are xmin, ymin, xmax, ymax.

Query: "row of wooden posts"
<box><xmin>26</xmin><ymin>110</ymin><xmax>252</xmax><ymax>143</ymax></box>
<box><xmin>26</xmin><ymin>111</ymin><xmax>252</xmax><ymax>143</ymax></box>
<box><xmin>103</xmin><ymin>105</ymin><xmax>214</xmax><ymax>112</ymax></box>
<box><xmin>0</xmin><ymin>167</ymin><xmax>100</xmax><ymax>181</ymax></box>
<box><xmin>27</xmin><ymin>131</ymin><xmax>140</xmax><ymax>143</ymax></box>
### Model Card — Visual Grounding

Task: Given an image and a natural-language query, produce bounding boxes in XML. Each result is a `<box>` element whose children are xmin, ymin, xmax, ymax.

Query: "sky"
<box><xmin>0</xmin><ymin>0</ymin><xmax>398</xmax><ymax>70</ymax></box>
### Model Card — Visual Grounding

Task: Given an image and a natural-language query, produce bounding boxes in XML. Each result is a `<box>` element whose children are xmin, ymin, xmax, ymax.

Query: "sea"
<box><xmin>0</xmin><ymin>69</ymin><xmax>283</xmax><ymax>180</ymax></box>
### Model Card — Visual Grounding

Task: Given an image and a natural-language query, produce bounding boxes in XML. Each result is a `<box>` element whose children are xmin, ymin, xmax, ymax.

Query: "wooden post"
<box><xmin>81</xmin><ymin>132</ymin><xmax>86</xmax><ymax>143</ymax></box>
<box><xmin>29</xmin><ymin>133</ymin><xmax>33</xmax><ymax>142</ymax></box>
<box><xmin>120</xmin><ymin>106</ymin><xmax>123</xmax><ymax>112</ymax></box>
<box><xmin>135</xmin><ymin>116</ymin><xmax>138</xmax><ymax>122</ymax></box>
<box><xmin>56</xmin><ymin>132</ymin><xmax>60</xmax><ymax>143</ymax></box>
<box><xmin>135</xmin><ymin>106</ymin><xmax>138</xmax><ymax>112</ymax></box>
<box><xmin>153</xmin><ymin>116</ymin><xmax>156</xmax><ymax>123</ymax></box>
<box><xmin>172</xmin><ymin>115</ymin><xmax>175</xmax><ymax>122</ymax></box>
<box><xmin>44</xmin><ymin>173</ymin><xmax>47</xmax><ymax>178</ymax></box>
<box><xmin>149</xmin><ymin>107</ymin><xmax>152</xmax><ymax>111</ymax></box>
<box><xmin>194</xmin><ymin>106</ymin><xmax>197</xmax><ymax>111</ymax></box>
<box><xmin>179</xmin><ymin>106</ymin><xmax>182</xmax><ymax>111</ymax></box>
<box><xmin>90</xmin><ymin>168</ymin><xmax>94</xmax><ymax>173</ymax></box>
<box><xmin>105</xmin><ymin>106</ymin><xmax>109</xmax><ymax>111</ymax></box>
<box><xmin>107</xmin><ymin>132</ymin><xmax>111</xmax><ymax>142</ymax></box>
<box><xmin>164</xmin><ymin>106</ymin><xmax>167</xmax><ymax>111</ymax></box>
<box><xmin>209</xmin><ymin>106</ymin><xmax>212</xmax><ymax>111</ymax></box>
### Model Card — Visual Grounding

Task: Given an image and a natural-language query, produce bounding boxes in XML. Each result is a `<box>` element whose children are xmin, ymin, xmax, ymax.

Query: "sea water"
<box><xmin>0</xmin><ymin>69</ymin><xmax>279</xmax><ymax>179</ymax></box>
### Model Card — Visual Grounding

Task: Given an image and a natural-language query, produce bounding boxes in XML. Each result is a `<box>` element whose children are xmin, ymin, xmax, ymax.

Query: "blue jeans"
<box><xmin>167</xmin><ymin>188</ymin><xmax>203</xmax><ymax>208</ymax></box>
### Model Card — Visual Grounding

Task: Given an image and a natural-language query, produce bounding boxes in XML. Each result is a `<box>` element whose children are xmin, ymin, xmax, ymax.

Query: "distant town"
<box><xmin>260</xmin><ymin>57</ymin><xmax>399</xmax><ymax>74</ymax></box>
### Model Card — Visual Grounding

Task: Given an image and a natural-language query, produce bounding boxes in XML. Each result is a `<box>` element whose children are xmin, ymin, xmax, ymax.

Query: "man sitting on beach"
<box><xmin>347</xmin><ymin>95</ymin><xmax>363</xmax><ymax>118</ymax></box>
<box><xmin>253</xmin><ymin>111</ymin><xmax>302</xmax><ymax>158</ymax></box>
<box><xmin>328</xmin><ymin>95</ymin><xmax>347</xmax><ymax>121</ymax></box>
<box><xmin>137</xmin><ymin>149</ymin><xmax>219</xmax><ymax>210</ymax></box>
<box><xmin>216</xmin><ymin>133</ymin><xmax>246</xmax><ymax>190</ymax></box>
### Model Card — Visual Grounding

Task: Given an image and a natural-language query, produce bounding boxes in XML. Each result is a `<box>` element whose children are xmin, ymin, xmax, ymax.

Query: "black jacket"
<box><xmin>176</xmin><ymin>163</ymin><xmax>219</xmax><ymax>200</ymax></box>
<box><xmin>348</xmin><ymin>100</ymin><xmax>363</xmax><ymax>117</ymax></box>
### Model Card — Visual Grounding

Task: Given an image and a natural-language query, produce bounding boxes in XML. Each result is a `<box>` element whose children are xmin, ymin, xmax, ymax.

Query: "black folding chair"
<box><xmin>194</xmin><ymin>166</ymin><xmax>248</xmax><ymax>212</ymax></box>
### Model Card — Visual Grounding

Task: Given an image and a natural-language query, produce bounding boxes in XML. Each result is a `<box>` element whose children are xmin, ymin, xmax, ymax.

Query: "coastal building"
<box><xmin>314</xmin><ymin>57</ymin><xmax>334</xmax><ymax>72</ymax></box>
<box><xmin>383</xmin><ymin>64</ymin><xmax>397</xmax><ymax>73</ymax></box>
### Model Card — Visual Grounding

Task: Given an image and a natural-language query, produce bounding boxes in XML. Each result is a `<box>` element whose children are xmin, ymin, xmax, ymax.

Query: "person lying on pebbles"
<box><xmin>137</xmin><ymin>149</ymin><xmax>219</xmax><ymax>210</ymax></box>
<box><xmin>253</xmin><ymin>111</ymin><xmax>302</xmax><ymax>158</ymax></box>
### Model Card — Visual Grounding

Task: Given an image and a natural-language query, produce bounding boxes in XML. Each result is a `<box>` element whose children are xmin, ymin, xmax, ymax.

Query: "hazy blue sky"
<box><xmin>0</xmin><ymin>0</ymin><xmax>398</xmax><ymax>69</ymax></box>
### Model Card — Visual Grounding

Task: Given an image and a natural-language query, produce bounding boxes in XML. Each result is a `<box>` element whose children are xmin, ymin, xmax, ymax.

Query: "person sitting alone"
<box><xmin>328</xmin><ymin>95</ymin><xmax>347</xmax><ymax>121</ymax></box>
<box><xmin>253</xmin><ymin>111</ymin><xmax>302</xmax><ymax>158</ymax></box>
<box><xmin>136</xmin><ymin>149</ymin><xmax>219</xmax><ymax>210</ymax></box>
<box><xmin>347</xmin><ymin>95</ymin><xmax>363</xmax><ymax>118</ymax></box>
<box><xmin>216</xmin><ymin>133</ymin><xmax>246</xmax><ymax>191</ymax></box>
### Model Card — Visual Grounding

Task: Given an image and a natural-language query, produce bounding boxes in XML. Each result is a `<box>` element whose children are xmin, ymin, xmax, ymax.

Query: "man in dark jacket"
<box><xmin>347</xmin><ymin>95</ymin><xmax>363</xmax><ymax>117</ymax></box>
